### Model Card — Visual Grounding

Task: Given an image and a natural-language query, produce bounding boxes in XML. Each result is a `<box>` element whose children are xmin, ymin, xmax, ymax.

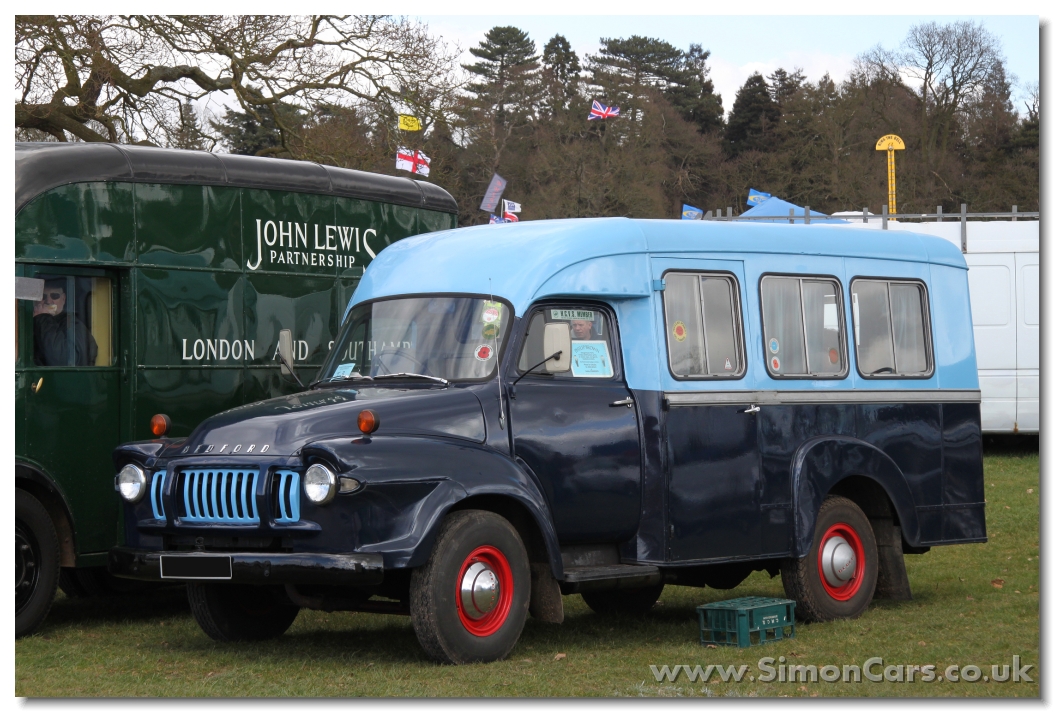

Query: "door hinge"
<box><xmin>652</xmin><ymin>279</ymin><xmax>666</xmax><ymax>292</ymax></box>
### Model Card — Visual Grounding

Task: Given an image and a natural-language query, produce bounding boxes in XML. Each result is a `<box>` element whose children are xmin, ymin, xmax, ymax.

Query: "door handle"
<box><xmin>741</xmin><ymin>404</ymin><xmax>760</xmax><ymax>414</ymax></box>
<box><xmin>31</xmin><ymin>377</ymin><xmax>43</xmax><ymax>394</ymax></box>
<box><xmin>610</xmin><ymin>397</ymin><xmax>634</xmax><ymax>408</ymax></box>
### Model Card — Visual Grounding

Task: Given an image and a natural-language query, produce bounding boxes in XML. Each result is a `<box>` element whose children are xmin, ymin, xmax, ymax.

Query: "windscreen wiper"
<box><xmin>372</xmin><ymin>372</ymin><xmax>450</xmax><ymax>385</ymax></box>
<box><xmin>309</xmin><ymin>374</ymin><xmax>374</xmax><ymax>389</ymax></box>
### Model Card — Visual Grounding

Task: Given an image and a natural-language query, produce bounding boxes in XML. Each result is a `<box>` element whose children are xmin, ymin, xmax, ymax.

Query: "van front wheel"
<box><xmin>410</xmin><ymin>510</ymin><xmax>530</xmax><ymax>664</ymax></box>
<box><xmin>187</xmin><ymin>582</ymin><xmax>300</xmax><ymax>642</ymax></box>
<box><xmin>16</xmin><ymin>490</ymin><xmax>60</xmax><ymax>638</ymax></box>
<box><xmin>781</xmin><ymin>495</ymin><xmax>878</xmax><ymax>622</ymax></box>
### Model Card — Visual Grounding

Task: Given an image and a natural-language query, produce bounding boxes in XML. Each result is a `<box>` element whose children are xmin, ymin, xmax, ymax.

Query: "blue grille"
<box><xmin>180</xmin><ymin>469</ymin><xmax>259</xmax><ymax>524</ymax></box>
<box><xmin>273</xmin><ymin>470</ymin><xmax>301</xmax><ymax>523</ymax></box>
<box><xmin>150</xmin><ymin>471</ymin><xmax>167</xmax><ymax>520</ymax></box>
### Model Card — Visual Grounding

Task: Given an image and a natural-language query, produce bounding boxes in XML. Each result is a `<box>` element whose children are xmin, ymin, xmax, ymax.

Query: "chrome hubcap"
<box><xmin>459</xmin><ymin>561</ymin><xmax>500</xmax><ymax>620</ymax></box>
<box><xmin>821</xmin><ymin>535</ymin><xmax>856</xmax><ymax>587</ymax></box>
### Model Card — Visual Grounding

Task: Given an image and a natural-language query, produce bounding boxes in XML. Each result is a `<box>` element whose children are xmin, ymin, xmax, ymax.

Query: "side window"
<box><xmin>31</xmin><ymin>275</ymin><xmax>113</xmax><ymax>367</ymax></box>
<box><xmin>851</xmin><ymin>279</ymin><xmax>932</xmax><ymax>377</ymax></box>
<box><xmin>517</xmin><ymin>306</ymin><xmax>615</xmax><ymax>379</ymax></box>
<box><xmin>761</xmin><ymin>275</ymin><xmax>846</xmax><ymax>378</ymax></box>
<box><xmin>662</xmin><ymin>272</ymin><xmax>744</xmax><ymax>378</ymax></box>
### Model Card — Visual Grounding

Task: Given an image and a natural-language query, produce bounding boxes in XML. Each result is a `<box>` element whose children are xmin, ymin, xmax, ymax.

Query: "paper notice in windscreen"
<box><xmin>570</xmin><ymin>341</ymin><xmax>613</xmax><ymax>378</ymax></box>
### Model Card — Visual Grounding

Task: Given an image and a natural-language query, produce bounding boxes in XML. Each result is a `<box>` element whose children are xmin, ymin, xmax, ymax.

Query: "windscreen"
<box><xmin>319</xmin><ymin>296</ymin><xmax>510</xmax><ymax>382</ymax></box>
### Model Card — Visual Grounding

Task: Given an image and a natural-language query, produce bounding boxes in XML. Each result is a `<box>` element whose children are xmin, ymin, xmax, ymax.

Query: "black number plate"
<box><xmin>160</xmin><ymin>555</ymin><xmax>233</xmax><ymax>580</ymax></box>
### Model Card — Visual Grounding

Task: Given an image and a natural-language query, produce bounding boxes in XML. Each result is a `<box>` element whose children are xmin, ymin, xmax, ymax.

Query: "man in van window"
<box><xmin>570</xmin><ymin>319</ymin><xmax>594</xmax><ymax>340</ymax></box>
<box><xmin>33</xmin><ymin>279</ymin><xmax>98</xmax><ymax>367</ymax></box>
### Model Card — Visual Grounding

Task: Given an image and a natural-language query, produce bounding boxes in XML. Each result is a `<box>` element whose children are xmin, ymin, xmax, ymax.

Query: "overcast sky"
<box><xmin>417</xmin><ymin>14</ymin><xmax>1039</xmax><ymax>115</ymax></box>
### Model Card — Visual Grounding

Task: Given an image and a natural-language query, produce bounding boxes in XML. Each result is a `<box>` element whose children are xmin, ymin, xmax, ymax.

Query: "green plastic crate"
<box><xmin>697</xmin><ymin>596</ymin><xmax>796</xmax><ymax>648</ymax></box>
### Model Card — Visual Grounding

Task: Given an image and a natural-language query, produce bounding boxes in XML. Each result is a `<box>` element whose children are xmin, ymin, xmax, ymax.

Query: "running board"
<box><xmin>562</xmin><ymin>564</ymin><xmax>660</xmax><ymax>583</ymax></box>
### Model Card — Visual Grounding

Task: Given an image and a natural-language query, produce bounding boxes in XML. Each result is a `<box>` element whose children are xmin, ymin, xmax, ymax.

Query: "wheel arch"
<box><xmin>16</xmin><ymin>461</ymin><xmax>77</xmax><ymax>566</ymax></box>
<box><xmin>407</xmin><ymin>490</ymin><xmax>563</xmax><ymax>578</ymax></box>
<box><xmin>790</xmin><ymin>436</ymin><xmax>921</xmax><ymax>558</ymax></box>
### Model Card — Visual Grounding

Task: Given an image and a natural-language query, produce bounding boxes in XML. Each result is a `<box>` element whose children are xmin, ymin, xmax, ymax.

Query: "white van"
<box><xmin>831</xmin><ymin>216</ymin><xmax>1038</xmax><ymax>433</ymax></box>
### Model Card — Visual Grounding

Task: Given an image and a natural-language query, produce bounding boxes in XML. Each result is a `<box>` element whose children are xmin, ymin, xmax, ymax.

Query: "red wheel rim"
<box><xmin>455</xmin><ymin>545</ymin><xmax>513</xmax><ymax>637</ymax></box>
<box><xmin>817</xmin><ymin>522</ymin><xmax>866</xmax><ymax>601</ymax></box>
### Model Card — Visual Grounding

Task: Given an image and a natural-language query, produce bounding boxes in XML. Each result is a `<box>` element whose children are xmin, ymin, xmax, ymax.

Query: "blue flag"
<box><xmin>681</xmin><ymin>204</ymin><xmax>704</xmax><ymax>220</ymax></box>
<box><xmin>747</xmin><ymin>189</ymin><xmax>772</xmax><ymax>206</ymax></box>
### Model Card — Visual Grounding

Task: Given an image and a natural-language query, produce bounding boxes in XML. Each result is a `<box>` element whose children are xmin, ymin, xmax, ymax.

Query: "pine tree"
<box><xmin>666</xmin><ymin>44</ymin><xmax>724</xmax><ymax>134</ymax></box>
<box><xmin>724</xmin><ymin>73</ymin><xmax>781</xmax><ymax>156</ymax></box>
<box><xmin>542</xmin><ymin>34</ymin><xmax>581</xmax><ymax>114</ymax></box>
<box><xmin>463</xmin><ymin>26</ymin><xmax>540</xmax><ymax>127</ymax></box>
<box><xmin>766</xmin><ymin>67</ymin><xmax>806</xmax><ymax>107</ymax></box>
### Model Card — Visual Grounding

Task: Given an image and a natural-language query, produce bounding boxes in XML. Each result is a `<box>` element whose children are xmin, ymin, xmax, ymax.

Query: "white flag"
<box><xmin>395</xmin><ymin>147</ymin><xmax>430</xmax><ymax>176</ymax></box>
<box><xmin>503</xmin><ymin>199</ymin><xmax>521</xmax><ymax>213</ymax></box>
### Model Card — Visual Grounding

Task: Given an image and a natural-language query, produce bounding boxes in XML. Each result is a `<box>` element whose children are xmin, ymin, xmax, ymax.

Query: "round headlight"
<box><xmin>117</xmin><ymin>464</ymin><xmax>147</xmax><ymax>503</ymax></box>
<box><xmin>304</xmin><ymin>463</ymin><xmax>337</xmax><ymax>505</ymax></box>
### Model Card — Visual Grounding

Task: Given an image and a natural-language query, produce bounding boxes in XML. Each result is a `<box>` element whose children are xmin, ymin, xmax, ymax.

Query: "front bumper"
<box><xmin>108</xmin><ymin>547</ymin><xmax>384</xmax><ymax>586</ymax></box>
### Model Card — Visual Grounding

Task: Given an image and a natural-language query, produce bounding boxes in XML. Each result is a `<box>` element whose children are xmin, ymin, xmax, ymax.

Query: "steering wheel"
<box><xmin>373</xmin><ymin>347</ymin><xmax>425</xmax><ymax>374</ymax></box>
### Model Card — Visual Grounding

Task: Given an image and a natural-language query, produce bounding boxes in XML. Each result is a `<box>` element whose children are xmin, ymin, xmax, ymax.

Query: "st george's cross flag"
<box><xmin>395</xmin><ymin>147</ymin><xmax>431</xmax><ymax>176</ymax></box>
<box><xmin>588</xmin><ymin>100</ymin><xmax>620</xmax><ymax>121</ymax></box>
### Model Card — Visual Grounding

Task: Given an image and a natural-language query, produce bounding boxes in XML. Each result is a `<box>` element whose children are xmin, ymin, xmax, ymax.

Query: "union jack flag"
<box><xmin>588</xmin><ymin>100</ymin><xmax>620</xmax><ymax>121</ymax></box>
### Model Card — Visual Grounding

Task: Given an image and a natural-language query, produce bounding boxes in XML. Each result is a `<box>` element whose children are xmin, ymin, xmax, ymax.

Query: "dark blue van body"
<box><xmin>111</xmin><ymin>218</ymin><xmax>985</xmax><ymax>662</ymax></box>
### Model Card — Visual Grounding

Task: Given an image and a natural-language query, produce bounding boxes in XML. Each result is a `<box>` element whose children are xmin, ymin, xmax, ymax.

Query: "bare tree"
<box><xmin>15</xmin><ymin>15</ymin><xmax>460</xmax><ymax>155</ymax></box>
<box><xmin>857</xmin><ymin>20</ymin><xmax>1006</xmax><ymax>164</ymax></box>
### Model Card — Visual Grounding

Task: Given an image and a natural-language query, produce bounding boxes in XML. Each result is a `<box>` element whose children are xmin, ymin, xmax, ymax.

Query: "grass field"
<box><xmin>16</xmin><ymin>442</ymin><xmax>1039</xmax><ymax>698</ymax></box>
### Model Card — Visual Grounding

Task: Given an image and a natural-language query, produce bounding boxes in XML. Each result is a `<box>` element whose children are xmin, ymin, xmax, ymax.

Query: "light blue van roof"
<box><xmin>350</xmin><ymin>217</ymin><xmax>968</xmax><ymax>315</ymax></box>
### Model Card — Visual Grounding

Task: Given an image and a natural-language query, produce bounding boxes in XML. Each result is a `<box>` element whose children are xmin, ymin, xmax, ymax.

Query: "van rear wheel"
<box><xmin>410</xmin><ymin>510</ymin><xmax>530</xmax><ymax>664</ymax></box>
<box><xmin>16</xmin><ymin>490</ymin><xmax>60</xmax><ymax>638</ymax></box>
<box><xmin>781</xmin><ymin>495</ymin><xmax>878</xmax><ymax>622</ymax></box>
<box><xmin>187</xmin><ymin>582</ymin><xmax>300</xmax><ymax>642</ymax></box>
<box><xmin>582</xmin><ymin>584</ymin><xmax>664</xmax><ymax>614</ymax></box>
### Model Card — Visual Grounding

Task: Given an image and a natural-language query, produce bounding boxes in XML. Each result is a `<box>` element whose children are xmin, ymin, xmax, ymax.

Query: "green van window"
<box><xmin>32</xmin><ymin>275</ymin><xmax>113</xmax><ymax>367</ymax></box>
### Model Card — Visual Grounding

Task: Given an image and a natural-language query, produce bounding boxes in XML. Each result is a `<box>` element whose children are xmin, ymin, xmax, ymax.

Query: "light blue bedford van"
<box><xmin>112</xmin><ymin>217</ymin><xmax>985</xmax><ymax>664</ymax></box>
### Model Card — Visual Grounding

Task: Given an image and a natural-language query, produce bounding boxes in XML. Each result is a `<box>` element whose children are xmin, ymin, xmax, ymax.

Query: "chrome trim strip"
<box><xmin>664</xmin><ymin>389</ymin><xmax>981</xmax><ymax>406</ymax></box>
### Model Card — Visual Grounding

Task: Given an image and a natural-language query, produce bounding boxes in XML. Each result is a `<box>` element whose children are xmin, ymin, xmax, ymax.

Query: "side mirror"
<box><xmin>542</xmin><ymin>323</ymin><xmax>571</xmax><ymax>373</ymax></box>
<box><xmin>277</xmin><ymin>329</ymin><xmax>295</xmax><ymax>375</ymax></box>
<box><xmin>16</xmin><ymin>277</ymin><xmax>44</xmax><ymax>302</ymax></box>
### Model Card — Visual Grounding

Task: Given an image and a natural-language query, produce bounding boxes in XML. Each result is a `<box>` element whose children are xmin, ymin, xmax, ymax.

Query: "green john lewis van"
<box><xmin>14</xmin><ymin>142</ymin><xmax>457</xmax><ymax>637</ymax></box>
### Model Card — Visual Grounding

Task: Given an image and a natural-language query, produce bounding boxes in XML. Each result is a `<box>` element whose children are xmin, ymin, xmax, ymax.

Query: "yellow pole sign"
<box><xmin>875</xmin><ymin>134</ymin><xmax>905</xmax><ymax>216</ymax></box>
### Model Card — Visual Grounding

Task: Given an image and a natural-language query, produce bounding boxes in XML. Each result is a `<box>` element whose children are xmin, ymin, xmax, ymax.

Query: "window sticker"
<box><xmin>481</xmin><ymin>304</ymin><xmax>502</xmax><ymax>324</ymax></box>
<box><xmin>724</xmin><ymin>357</ymin><xmax>733</xmax><ymax>371</ymax></box>
<box><xmin>551</xmin><ymin>309</ymin><xmax>594</xmax><ymax>321</ymax></box>
<box><xmin>769</xmin><ymin>338</ymin><xmax>780</xmax><ymax>354</ymax></box>
<box><xmin>481</xmin><ymin>322</ymin><xmax>499</xmax><ymax>339</ymax></box>
<box><xmin>829</xmin><ymin>348</ymin><xmax>839</xmax><ymax>364</ymax></box>
<box><xmin>333</xmin><ymin>363</ymin><xmax>355</xmax><ymax>379</ymax></box>
<box><xmin>771</xmin><ymin>356</ymin><xmax>781</xmax><ymax>371</ymax></box>
<box><xmin>474</xmin><ymin>344</ymin><xmax>494</xmax><ymax>361</ymax></box>
<box><xmin>570</xmin><ymin>341</ymin><xmax>613</xmax><ymax>378</ymax></box>
<box><xmin>672</xmin><ymin>320</ymin><xmax>687</xmax><ymax>342</ymax></box>
<box><xmin>824</xmin><ymin>302</ymin><xmax>838</xmax><ymax>330</ymax></box>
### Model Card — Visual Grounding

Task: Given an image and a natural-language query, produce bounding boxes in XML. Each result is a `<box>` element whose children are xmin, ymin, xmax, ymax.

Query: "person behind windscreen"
<box><xmin>570</xmin><ymin>319</ymin><xmax>594</xmax><ymax>340</ymax></box>
<box><xmin>33</xmin><ymin>279</ymin><xmax>98</xmax><ymax>366</ymax></box>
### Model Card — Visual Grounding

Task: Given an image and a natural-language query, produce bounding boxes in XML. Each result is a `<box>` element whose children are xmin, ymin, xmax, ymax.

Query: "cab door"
<box><xmin>21</xmin><ymin>266</ymin><xmax>122</xmax><ymax>555</ymax></box>
<box><xmin>509</xmin><ymin>302</ymin><xmax>642</xmax><ymax>543</ymax></box>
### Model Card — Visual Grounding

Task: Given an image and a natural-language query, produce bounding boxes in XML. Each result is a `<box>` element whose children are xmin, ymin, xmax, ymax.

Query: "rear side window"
<box><xmin>851</xmin><ymin>279</ymin><xmax>932</xmax><ymax>377</ymax></box>
<box><xmin>662</xmin><ymin>272</ymin><xmax>744</xmax><ymax>378</ymax></box>
<box><xmin>760</xmin><ymin>275</ymin><xmax>846</xmax><ymax>378</ymax></box>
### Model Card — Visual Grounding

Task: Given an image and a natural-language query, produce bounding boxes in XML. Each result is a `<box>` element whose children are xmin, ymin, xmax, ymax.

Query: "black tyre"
<box><xmin>410</xmin><ymin>510</ymin><xmax>530</xmax><ymax>664</ymax></box>
<box><xmin>187</xmin><ymin>582</ymin><xmax>300</xmax><ymax>642</ymax></box>
<box><xmin>16</xmin><ymin>490</ymin><xmax>60</xmax><ymax>638</ymax></box>
<box><xmin>781</xmin><ymin>495</ymin><xmax>878</xmax><ymax>622</ymax></box>
<box><xmin>582</xmin><ymin>584</ymin><xmax>664</xmax><ymax>614</ymax></box>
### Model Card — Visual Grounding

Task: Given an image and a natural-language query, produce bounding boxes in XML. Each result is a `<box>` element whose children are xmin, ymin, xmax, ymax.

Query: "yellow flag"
<box><xmin>398</xmin><ymin>115</ymin><xmax>422</xmax><ymax>131</ymax></box>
